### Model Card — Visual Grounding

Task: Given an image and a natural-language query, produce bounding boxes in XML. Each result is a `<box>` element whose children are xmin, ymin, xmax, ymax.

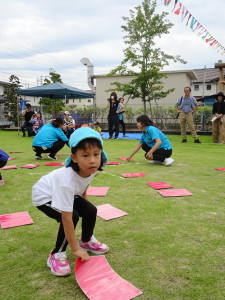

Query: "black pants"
<box><xmin>142</xmin><ymin>143</ymin><xmax>172</xmax><ymax>162</ymax></box>
<box><xmin>108</xmin><ymin>114</ymin><xmax>119</xmax><ymax>138</ymax></box>
<box><xmin>37</xmin><ymin>196</ymin><xmax>97</xmax><ymax>254</ymax></box>
<box><xmin>32</xmin><ymin>140</ymin><xmax>66</xmax><ymax>157</ymax></box>
<box><xmin>21</xmin><ymin>122</ymin><xmax>33</xmax><ymax>137</ymax></box>
<box><xmin>119</xmin><ymin>119</ymin><xmax>126</xmax><ymax>136</ymax></box>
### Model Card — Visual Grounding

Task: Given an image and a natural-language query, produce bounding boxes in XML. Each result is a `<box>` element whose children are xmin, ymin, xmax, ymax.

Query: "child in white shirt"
<box><xmin>32</xmin><ymin>127</ymin><xmax>109</xmax><ymax>277</ymax></box>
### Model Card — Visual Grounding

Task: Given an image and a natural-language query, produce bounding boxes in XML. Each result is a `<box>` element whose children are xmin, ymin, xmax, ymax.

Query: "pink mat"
<box><xmin>55</xmin><ymin>153</ymin><xmax>62</xmax><ymax>156</ymax></box>
<box><xmin>147</xmin><ymin>182</ymin><xmax>173</xmax><ymax>190</ymax></box>
<box><xmin>121</xmin><ymin>173</ymin><xmax>145</xmax><ymax>178</ymax></box>
<box><xmin>75</xmin><ymin>256</ymin><xmax>142</xmax><ymax>300</ymax></box>
<box><xmin>0</xmin><ymin>211</ymin><xmax>33</xmax><ymax>229</ymax></box>
<box><xmin>21</xmin><ymin>164</ymin><xmax>40</xmax><ymax>169</ymax></box>
<box><xmin>215</xmin><ymin>168</ymin><xmax>225</xmax><ymax>171</ymax></box>
<box><xmin>44</xmin><ymin>162</ymin><xmax>64</xmax><ymax>166</ymax></box>
<box><xmin>1</xmin><ymin>165</ymin><xmax>17</xmax><ymax>170</ymax></box>
<box><xmin>107</xmin><ymin>161</ymin><xmax>122</xmax><ymax>165</ymax></box>
<box><xmin>86</xmin><ymin>187</ymin><xmax>109</xmax><ymax>196</ymax></box>
<box><xmin>117</xmin><ymin>157</ymin><xmax>134</xmax><ymax>161</ymax></box>
<box><xmin>97</xmin><ymin>204</ymin><xmax>128</xmax><ymax>220</ymax></box>
<box><xmin>158</xmin><ymin>189</ymin><xmax>193</xmax><ymax>197</ymax></box>
<box><xmin>9</xmin><ymin>151</ymin><xmax>23</xmax><ymax>153</ymax></box>
<box><xmin>8</xmin><ymin>157</ymin><xmax>16</xmax><ymax>161</ymax></box>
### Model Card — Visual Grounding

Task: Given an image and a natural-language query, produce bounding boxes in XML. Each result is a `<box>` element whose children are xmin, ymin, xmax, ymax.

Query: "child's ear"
<box><xmin>71</xmin><ymin>153</ymin><xmax>78</xmax><ymax>163</ymax></box>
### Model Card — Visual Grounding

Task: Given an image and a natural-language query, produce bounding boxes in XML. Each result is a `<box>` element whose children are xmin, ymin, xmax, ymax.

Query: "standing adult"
<box><xmin>175</xmin><ymin>87</ymin><xmax>201</xmax><ymax>143</ymax></box>
<box><xmin>212</xmin><ymin>92</ymin><xmax>225</xmax><ymax>144</ymax></box>
<box><xmin>32</xmin><ymin>117</ymin><xmax>68</xmax><ymax>160</ymax></box>
<box><xmin>117</xmin><ymin>97</ymin><xmax>128</xmax><ymax>137</ymax></box>
<box><xmin>20</xmin><ymin>103</ymin><xmax>35</xmax><ymax>137</ymax></box>
<box><xmin>63</xmin><ymin>111</ymin><xmax>76</xmax><ymax>138</ymax></box>
<box><xmin>107</xmin><ymin>92</ymin><xmax>120</xmax><ymax>140</ymax></box>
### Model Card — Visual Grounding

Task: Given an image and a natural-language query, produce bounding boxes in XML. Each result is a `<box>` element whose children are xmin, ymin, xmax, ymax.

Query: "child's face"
<box><xmin>71</xmin><ymin>144</ymin><xmax>101</xmax><ymax>177</ymax></box>
<box><xmin>137</xmin><ymin>122</ymin><xmax>144</xmax><ymax>130</ymax></box>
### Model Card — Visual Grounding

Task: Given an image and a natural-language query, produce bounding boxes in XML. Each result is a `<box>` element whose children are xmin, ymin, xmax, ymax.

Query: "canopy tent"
<box><xmin>17</xmin><ymin>82</ymin><xmax>94</xmax><ymax>99</ymax></box>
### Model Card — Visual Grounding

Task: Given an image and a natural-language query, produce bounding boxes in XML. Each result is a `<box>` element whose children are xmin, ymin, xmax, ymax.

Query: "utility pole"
<box><xmin>215</xmin><ymin>60</ymin><xmax>225</xmax><ymax>93</ymax></box>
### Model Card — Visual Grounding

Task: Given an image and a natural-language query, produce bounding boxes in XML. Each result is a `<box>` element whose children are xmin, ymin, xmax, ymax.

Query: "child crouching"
<box><xmin>32</xmin><ymin>127</ymin><xmax>109</xmax><ymax>277</ymax></box>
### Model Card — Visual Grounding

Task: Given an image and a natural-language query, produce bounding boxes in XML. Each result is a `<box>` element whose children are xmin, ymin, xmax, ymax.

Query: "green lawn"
<box><xmin>0</xmin><ymin>131</ymin><xmax>224</xmax><ymax>300</ymax></box>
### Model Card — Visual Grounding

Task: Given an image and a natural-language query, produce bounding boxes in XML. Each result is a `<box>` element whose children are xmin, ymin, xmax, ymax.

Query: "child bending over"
<box><xmin>32</xmin><ymin>127</ymin><xmax>109</xmax><ymax>277</ymax></box>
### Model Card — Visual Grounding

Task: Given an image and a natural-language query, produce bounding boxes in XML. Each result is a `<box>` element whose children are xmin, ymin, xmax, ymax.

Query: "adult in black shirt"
<box><xmin>212</xmin><ymin>92</ymin><xmax>225</xmax><ymax>143</ymax></box>
<box><xmin>107</xmin><ymin>92</ymin><xmax>120</xmax><ymax>139</ymax></box>
<box><xmin>21</xmin><ymin>103</ymin><xmax>35</xmax><ymax>137</ymax></box>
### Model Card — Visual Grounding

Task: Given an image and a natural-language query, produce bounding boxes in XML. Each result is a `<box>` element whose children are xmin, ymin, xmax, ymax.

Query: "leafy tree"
<box><xmin>39</xmin><ymin>69</ymin><xmax>64</xmax><ymax>115</ymax></box>
<box><xmin>3</xmin><ymin>75</ymin><xmax>21</xmax><ymax>126</ymax></box>
<box><xmin>108</xmin><ymin>0</ymin><xmax>186</xmax><ymax>114</ymax></box>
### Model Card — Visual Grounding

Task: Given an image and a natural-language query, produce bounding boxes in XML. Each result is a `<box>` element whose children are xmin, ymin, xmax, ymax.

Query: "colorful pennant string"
<box><xmin>161</xmin><ymin>0</ymin><xmax>225</xmax><ymax>55</ymax></box>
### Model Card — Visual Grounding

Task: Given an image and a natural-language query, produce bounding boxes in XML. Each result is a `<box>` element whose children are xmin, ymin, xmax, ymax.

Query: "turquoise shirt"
<box><xmin>32</xmin><ymin>124</ymin><xmax>68</xmax><ymax>148</ymax></box>
<box><xmin>140</xmin><ymin>126</ymin><xmax>172</xmax><ymax>150</ymax></box>
<box><xmin>117</xmin><ymin>105</ymin><xmax>123</xmax><ymax>121</ymax></box>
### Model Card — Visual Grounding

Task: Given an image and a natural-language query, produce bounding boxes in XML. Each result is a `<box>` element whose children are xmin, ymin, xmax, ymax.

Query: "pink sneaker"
<box><xmin>0</xmin><ymin>179</ymin><xmax>4</xmax><ymax>186</ymax></box>
<box><xmin>79</xmin><ymin>235</ymin><xmax>109</xmax><ymax>254</ymax></box>
<box><xmin>47</xmin><ymin>251</ymin><xmax>71</xmax><ymax>276</ymax></box>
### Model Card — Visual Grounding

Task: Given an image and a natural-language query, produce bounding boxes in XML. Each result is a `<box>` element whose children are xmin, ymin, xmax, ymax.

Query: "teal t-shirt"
<box><xmin>140</xmin><ymin>126</ymin><xmax>172</xmax><ymax>150</ymax></box>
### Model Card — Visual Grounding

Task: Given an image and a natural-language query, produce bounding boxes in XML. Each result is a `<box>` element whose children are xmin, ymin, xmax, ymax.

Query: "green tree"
<box><xmin>108</xmin><ymin>0</ymin><xmax>186</xmax><ymax>114</ymax></box>
<box><xmin>3</xmin><ymin>75</ymin><xmax>21</xmax><ymax>126</ymax></box>
<box><xmin>39</xmin><ymin>69</ymin><xmax>64</xmax><ymax>115</ymax></box>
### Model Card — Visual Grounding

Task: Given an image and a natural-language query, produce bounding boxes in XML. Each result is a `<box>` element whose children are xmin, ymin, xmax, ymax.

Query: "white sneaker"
<box><xmin>149</xmin><ymin>160</ymin><xmax>163</xmax><ymax>164</ymax></box>
<box><xmin>164</xmin><ymin>158</ymin><xmax>174</xmax><ymax>166</ymax></box>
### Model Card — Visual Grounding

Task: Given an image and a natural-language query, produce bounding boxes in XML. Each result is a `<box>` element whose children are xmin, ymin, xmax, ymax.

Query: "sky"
<box><xmin>0</xmin><ymin>0</ymin><xmax>225</xmax><ymax>90</ymax></box>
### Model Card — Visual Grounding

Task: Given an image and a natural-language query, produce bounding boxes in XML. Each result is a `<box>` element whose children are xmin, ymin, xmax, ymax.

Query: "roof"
<box><xmin>192</xmin><ymin>68</ymin><xmax>225</xmax><ymax>83</ymax></box>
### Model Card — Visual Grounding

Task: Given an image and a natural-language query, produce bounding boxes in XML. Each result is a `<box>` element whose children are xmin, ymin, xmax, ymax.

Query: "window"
<box><xmin>88</xmin><ymin>99</ymin><xmax>91</xmax><ymax>103</ymax></box>
<box><xmin>194</xmin><ymin>85</ymin><xmax>199</xmax><ymax>91</ymax></box>
<box><xmin>206</xmin><ymin>84</ymin><xmax>211</xmax><ymax>90</ymax></box>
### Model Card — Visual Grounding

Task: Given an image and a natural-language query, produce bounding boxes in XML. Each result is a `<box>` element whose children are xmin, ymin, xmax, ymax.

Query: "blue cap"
<box><xmin>65</xmin><ymin>127</ymin><xmax>107</xmax><ymax>167</ymax></box>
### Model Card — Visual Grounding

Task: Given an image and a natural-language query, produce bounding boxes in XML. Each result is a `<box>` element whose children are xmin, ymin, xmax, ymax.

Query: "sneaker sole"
<box><xmin>47</xmin><ymin>258</ymin><xmax>71</xmax><ymax>277</ymax></box>
<box><xmin>79</xmin><ymin>245</ymin><xmax>109</xmax><ymax>255</ymax></box>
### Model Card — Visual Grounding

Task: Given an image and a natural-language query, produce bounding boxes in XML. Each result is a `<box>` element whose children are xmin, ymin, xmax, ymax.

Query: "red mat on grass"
<box><xmin>1</xmin><ymin>165</ymin><xmax>17</xmax><ymax>170</ymax></box>
<box><xmin>75</xmin><ymin>256</ymin><xmax>142</xmax><ymax>300</ymax></box>
<box><xmin>44</xmin><ymin>162</ymin><xmax>64</xmax><ymax>166</ymax></box>
<box><xmin>8</xmin><ymin>157</ymin><xmax>16</xmax><ymax>161</ymax></box>
<box><xmin>158</xmin><ymin>189</ymin><xmax>193</xmax><ymax>197</ymax></box>
<box><xmin>117</xmin><ymin>157</ymin><xmax>134</xmax><ymax>161</ymax></box>
<box><xmin>97</xmin><ymin>204</ymin><xmax>128</xmax><ymax>220</ymax></box>
<box><xmin>121</xmin><ymin>173</ymin><xmax>145</xmax><ymax>178</ymax></box>
<box><xmin>215</xmin><ymin>168</ymin><xmax>225</xmax><ymax>171</ymax></box>
<box><xmin>9</xmin><ymin>152</ymin><xmax>23</xmax><ymax>153</ymax></box>
<box><xmin>147</xmin><ymin>182</ymin><xmax>173</xmax><ymax>190</ymax></box>
<box><xmin>107</xmin><ymin>161</ymin><xmax>122</xmax><ymax>165</ymax></box>
<box><xmin>21</xmin><ymin>164</ymin><xmax>40</xmax><ymax>169</ymax></box>
<box><xmin>86</xmin><ymin>187</ymin><xmax>109</xmax><ymax>196</ymax></box>
<box><xmin>0</xmin><ymin>211</ymin><xmax>33</xmax><ymax>229</ymax></box>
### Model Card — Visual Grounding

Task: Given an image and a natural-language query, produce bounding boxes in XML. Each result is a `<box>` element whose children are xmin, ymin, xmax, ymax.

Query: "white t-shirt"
<box><xmin>32</xmin><ymin>167</ymin><xmax>96</xmax><ymax>212</ymax></box>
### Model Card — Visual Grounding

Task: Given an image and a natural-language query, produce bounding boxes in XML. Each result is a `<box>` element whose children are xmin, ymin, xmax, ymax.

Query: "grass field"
<box><xmin>0</xmin><ymin>131</ymin><xmax>225</xmax><ymax>300</ymax></box>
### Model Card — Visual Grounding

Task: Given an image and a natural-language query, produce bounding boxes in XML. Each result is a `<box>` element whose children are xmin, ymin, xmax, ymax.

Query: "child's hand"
<box><xmin>73</xmin><ymin>248</ymin><xmax>89</xmax><ymax>262</ymax></box>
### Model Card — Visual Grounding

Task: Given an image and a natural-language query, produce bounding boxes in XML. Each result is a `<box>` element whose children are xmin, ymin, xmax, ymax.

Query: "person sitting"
<box><xmin>20</xmin><ymin>103</ymin><xmax>35</xmax><ymax>137</ymax></box>
<box><xmin>31</xmin><ymin>112</ymin><xmax>45</xmax><ymax>135</ymax></box>
<box><xmin>63</xmin><ymin>111</ymin><xmax>75</xmax><ymax>138</ymax></box>
<box><xmin>93</xmin><ymin>121</ymin><xmax>103</xmax><ymax>136</ymax></box>
<box><xmin>32</xmin><ymin>117</ymin><xmax>69</xmax><ymax>160</ymax></box>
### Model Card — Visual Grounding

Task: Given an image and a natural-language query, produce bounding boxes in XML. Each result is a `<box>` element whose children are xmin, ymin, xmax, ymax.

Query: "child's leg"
<box><xmin>37</xmin><ymin>203</ymin><xmax>79</xmax><ymax>253</ymax></box>
<box><xmin>73</xmin><ymin>195</ymin><xmax>97</xmax><ymax>242</ymax></box>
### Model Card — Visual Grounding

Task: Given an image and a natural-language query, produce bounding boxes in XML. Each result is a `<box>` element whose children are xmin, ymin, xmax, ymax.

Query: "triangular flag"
<box><xmin>190</xmin><ymin>17</ymin><xmax>198</xmax><ymax>30</ymax></box>
<box><xmin>186</xmin><ymin>13</ymin><xmax>192</xmax><ymax>26</ymax></box>
<box><xmin>174</xmin><ymin>2</ymin><xmax>182</xmax><ymax>15</ymax></box>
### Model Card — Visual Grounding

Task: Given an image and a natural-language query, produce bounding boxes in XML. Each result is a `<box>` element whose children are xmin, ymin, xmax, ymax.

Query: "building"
<box><xmin>94</xmin><ymin>67</ymin><xmax>225</xmax><ymax>109</ymax></box>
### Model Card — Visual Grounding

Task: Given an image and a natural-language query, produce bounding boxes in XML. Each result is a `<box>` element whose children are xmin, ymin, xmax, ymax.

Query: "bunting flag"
<box><xmin>161</xmin><ymin>0</ymin><xmax>225</xmax><ymax>55</ymax></box>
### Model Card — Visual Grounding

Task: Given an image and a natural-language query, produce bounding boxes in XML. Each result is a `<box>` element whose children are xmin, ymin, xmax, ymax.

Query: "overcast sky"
<box><xmin>0</xmin><ymin>0</ymin><xmax>224</xmax><ymax>89</ymax></box>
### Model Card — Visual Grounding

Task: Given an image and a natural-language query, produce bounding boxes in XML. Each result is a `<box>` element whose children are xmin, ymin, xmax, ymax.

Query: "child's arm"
<box><xmin>61</xmin><ymin>211</ymin><xmax>89</xmax><ymax>261</ymax></box>
<box><xmin>127</xmin><ymin>143</ymin><xmax>142</xmax><ymax>161</ymax></box>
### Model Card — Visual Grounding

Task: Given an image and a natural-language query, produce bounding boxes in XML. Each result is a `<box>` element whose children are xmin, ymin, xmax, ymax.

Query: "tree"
<box><xmin>3</xmin><ymin>75</ymin><xmax>21</xmax><ymax>126</ymax></box>
<box><xmin>108</xmin><ymin>0</ymin><xmax>186</xmax><ymax>115</ymax></box>
<box><xmin>39</xmin><ymin>69</ymin><xmax>64</xmax><ymax>115</ymax></box>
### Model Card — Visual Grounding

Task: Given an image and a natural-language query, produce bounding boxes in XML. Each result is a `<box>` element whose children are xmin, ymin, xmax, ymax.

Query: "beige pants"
<box><xmin>179</xmin><ymin>112</ymin><xmax>198</xmax><ymax>140</ymax></box>
<box><xmin>212</xmin><ymin>116</ymin><xmax>225</xmax><ymax>143</ymax></box>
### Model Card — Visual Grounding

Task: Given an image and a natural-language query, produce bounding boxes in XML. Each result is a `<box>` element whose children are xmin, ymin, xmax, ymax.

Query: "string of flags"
<box><xmin>161</xmin><ymin>0</ymin><xmax>225</xmax><ymax>56</ymax></box>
